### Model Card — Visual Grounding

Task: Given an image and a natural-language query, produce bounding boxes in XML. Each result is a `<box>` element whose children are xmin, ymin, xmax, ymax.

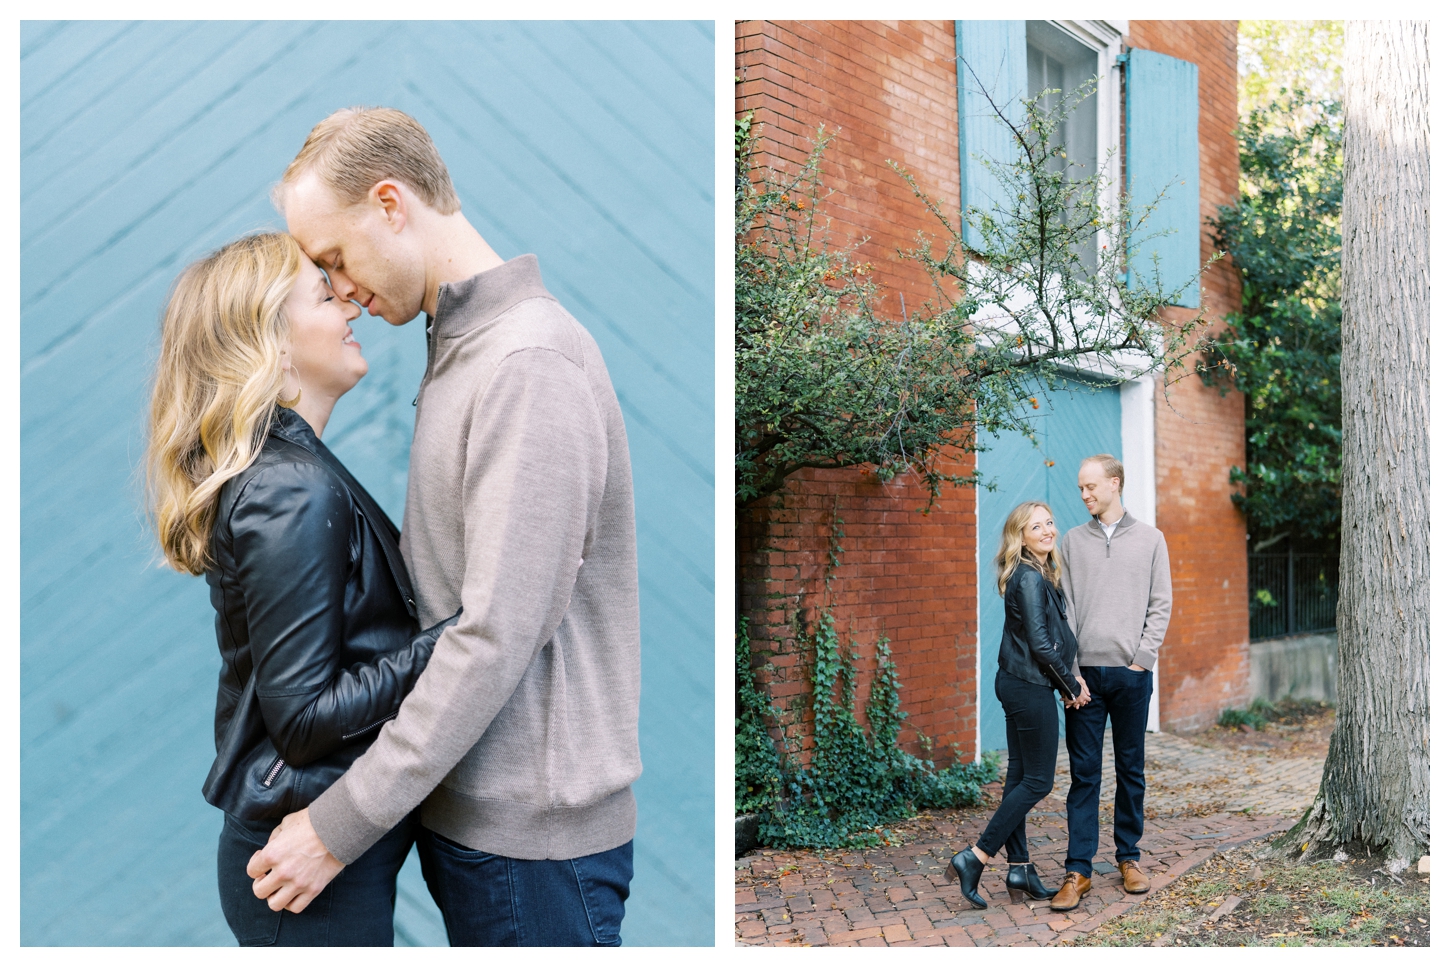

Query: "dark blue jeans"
<box><xmin>217</xmin><ymin>810</ymin><xmax>416</xmax><ymax>946</ymax></box>
<box><xmin>1063</xmin><ymin>665</ymin><xmax>1153</xmax><ymax>878</ymax></box>
<box><xmin>975</xmin><ymin>670</ymin><xmax>1059</xmax><ymax>862</ymax></box>
<box><xmin>416</xmin><ymin>828</ymin><xmax>632</xmax><ymax>946</ymax></box>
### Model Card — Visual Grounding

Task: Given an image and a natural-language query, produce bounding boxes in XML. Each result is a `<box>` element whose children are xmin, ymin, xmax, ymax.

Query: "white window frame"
<box><xmin>1034</xmin><ymin>20</ymin><xmax>1125</xmax><ymax>256</ymax></box>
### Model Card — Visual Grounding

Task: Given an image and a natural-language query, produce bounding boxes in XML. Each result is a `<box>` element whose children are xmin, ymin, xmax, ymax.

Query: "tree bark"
<box><xmin>1287</xmin><ymin>21</ymin><xmax>1429</xmax><ymax>865</ymax></box>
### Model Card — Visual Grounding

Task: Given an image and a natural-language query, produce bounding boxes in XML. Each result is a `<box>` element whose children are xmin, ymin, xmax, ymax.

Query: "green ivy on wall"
<box><xmin>735</xmin><ymin>515</ymin><xmax>1001</xmax><ymax>850</ymax></box>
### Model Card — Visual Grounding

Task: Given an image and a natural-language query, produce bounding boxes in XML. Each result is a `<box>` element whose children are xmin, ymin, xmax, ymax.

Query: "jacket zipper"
<box><xmin>262</xmin><ymin>756</ymin><xmax>285</xmax><ymax>788</ymax></box>
<box><xmin>413</xmin><ymin>319</ymin><xmax>438</xmax><ymax>407</ymax></box>
<box><xmin>1045</xmin><ymin>661</ymin><xmax>1076</xmax><ymax>698</ymax></box>
<box><xmin>342</xmin><ymin>713</ymin><xmax>397</xmax><ymax>742</ymax></box>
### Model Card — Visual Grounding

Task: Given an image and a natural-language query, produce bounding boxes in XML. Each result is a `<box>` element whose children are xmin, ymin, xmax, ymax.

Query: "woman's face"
<box><xmin>281</xmin><ymin>265</ymin><xmax>366</xmax><ymax>402</ymax></box>
<box><xmin>1022</xmin><ymin>505</ymin><xmax>1057</xmax><ymax>561</ymax></box>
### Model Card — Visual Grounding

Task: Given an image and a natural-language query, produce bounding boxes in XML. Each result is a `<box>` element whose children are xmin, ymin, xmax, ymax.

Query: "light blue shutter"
<box><xmin>956</xmin><ymin>20</ymin><xmax>1026</xmax><ymax>250</ymax></box>
<box><xmin>1125</xmin><ymin>48</ymin><xmax>1200</xmax><ymax>308</ymax></box>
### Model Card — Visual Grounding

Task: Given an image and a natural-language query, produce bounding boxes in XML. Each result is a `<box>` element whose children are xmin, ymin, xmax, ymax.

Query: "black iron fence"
<box><xmin>1248</xmin><ymin>551</ymin><xmax>1339</xmax><ymax>641</ymax></box>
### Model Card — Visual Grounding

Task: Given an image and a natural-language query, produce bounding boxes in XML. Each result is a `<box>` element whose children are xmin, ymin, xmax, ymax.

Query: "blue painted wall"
<box><xmin>976</xmin><ymin>381</ymin><xmax>1120</xmax><ymax>752</ymax></box>
<box><xmin>20</xmin><ymin>20</ymin><xmax>713</xmax><ymax>946</ymax></box>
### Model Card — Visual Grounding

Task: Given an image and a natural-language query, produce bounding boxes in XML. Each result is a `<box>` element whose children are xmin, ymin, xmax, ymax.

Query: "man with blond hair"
<box><xmin>1049</xmin><ymin>454</ymin><xmax>1172</xmax><ymax>912</ymax></box>
<box><xmin>246</xmin><ymin>107</ymin><xmax>640</xmax><ymax>946</ymax></box>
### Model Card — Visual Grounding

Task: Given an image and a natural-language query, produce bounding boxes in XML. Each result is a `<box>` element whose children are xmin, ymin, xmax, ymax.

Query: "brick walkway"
<box><xmin>736</xmin><ymin>729</ymin><xmax>1322</xmax><ymax>946</ymax></box>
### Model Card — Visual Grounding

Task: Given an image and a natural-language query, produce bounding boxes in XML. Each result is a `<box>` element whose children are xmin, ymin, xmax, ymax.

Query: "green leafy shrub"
<box><xmin>1219</xmin><ymin>695</ymin><xmax>1332</xmax><ymax>731</ymax></box>
<box><xmin>1220</xmin><ymin>706</ymin><xmax>1269</xmax><ymax>731</ymax></box>
<box><xmin>915</xmin><ymin>754</ymin><xmax>1004</xmax><ymax>810</ymax></box>
<box><xmin>1202</xmin><ymin>91</ymin><xmax>1342</xmax><ymax>555</ymax></box>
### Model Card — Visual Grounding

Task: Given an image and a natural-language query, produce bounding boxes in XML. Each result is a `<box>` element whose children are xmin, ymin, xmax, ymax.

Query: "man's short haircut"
<box><xmin>1083</xmin><ymin>453</ymin><xmax>1124</xmax><ymax>489</ymax></box>
<box><xmin>276</xmin><ymin>107</ymin><xmax>461</xmax><ymax>215</ymax></box>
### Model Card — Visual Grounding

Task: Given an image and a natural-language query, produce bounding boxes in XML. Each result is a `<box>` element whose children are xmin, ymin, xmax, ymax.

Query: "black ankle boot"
<box><xmin>1006</xmin><ymin>862</ymin><xmax>1053</xmax><ymax>902</ymax></box>
<box><xmin>947</xmin><ymin>849</ymin><xmax>989</xmax><ymax>909</ymax></box>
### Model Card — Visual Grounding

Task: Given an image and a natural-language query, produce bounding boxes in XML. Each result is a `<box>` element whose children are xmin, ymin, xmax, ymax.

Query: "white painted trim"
<box><xmin>975</xmin><ymin>540</ymin><xmax>983</xmax><ymax>763</ymax></box>
<box><xmin>1120</xmin><ymin>373</ymin><xmax>1161</xmax><ymax>731</ymax></box>
<box><xmin>1120</xmin><ymin>375</ymin><xmax>1156</xmax><ymax>529</ymax></box>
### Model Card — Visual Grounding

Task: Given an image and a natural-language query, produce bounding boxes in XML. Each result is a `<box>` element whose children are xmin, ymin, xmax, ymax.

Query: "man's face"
<box><xmin>282</xmin><ymin>172</ymin><xmax>426</xmax><ymax>326</ymax></box>
<box><xmin>1078</xmin><ymin>460</ymin><xmax>1121</xmax><ymax>517</ymax></box>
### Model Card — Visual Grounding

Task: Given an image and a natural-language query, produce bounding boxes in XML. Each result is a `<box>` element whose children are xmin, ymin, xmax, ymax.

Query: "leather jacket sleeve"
<box><xmin>1009</xmin><ymin>569</ymin><xmax>1082</xmax><ymax>699</ymax></box>
<box><xmin>229</xmin><ymin>461</ymin><xmax>451</xmax><ymax>767</ymax></box>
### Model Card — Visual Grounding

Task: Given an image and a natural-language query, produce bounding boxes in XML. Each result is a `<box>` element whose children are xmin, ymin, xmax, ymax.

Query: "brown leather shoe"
<box><xmin>1119</xmin><ymin>860</ymin><xmax>1150</xmax><ymax>894</ymax></box>
<box><xmin>1050</xmin><ymin>872</ymin><xmax>1092</xmax><ymax>911</ymax></box>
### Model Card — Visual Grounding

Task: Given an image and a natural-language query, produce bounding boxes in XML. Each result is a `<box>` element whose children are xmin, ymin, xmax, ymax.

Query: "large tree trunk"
<box><xmin>1287</xmin><ymin>21</ymin><xmax>1430</xmax><ymax>866</ymax></box>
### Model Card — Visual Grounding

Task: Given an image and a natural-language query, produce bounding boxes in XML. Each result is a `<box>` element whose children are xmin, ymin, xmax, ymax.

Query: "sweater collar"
<box><xmin>1088</xmin><ymin>509</ymin><xmax>1137</xmax><ymax>535</ymax></box>
<box><xmin>430</xmin><ymin>254</ymin><xmax>556</xmax><ymax>339</ymax></box>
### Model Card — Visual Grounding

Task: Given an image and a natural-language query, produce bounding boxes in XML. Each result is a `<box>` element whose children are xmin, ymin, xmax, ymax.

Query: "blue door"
<box><xmin>21</xmin><ymin>21</ymin><xmax>712</xmax><ymax>946</ymax></box>
<box><xmin>976</xmin><ymin>380</ymin><xmax>1121</xmax><ymax>753</ymax></box>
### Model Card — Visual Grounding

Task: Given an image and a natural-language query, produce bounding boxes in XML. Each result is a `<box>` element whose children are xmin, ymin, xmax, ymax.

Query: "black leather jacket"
<box><xmin>998</xmin><ymin>562</ymin><xmax>1081</xmax><ymax>700</ymax></box>
<box><xmin>201</xmin><ymin>407</ymin><xmax>456</xmax><ymax>820</ymax></box>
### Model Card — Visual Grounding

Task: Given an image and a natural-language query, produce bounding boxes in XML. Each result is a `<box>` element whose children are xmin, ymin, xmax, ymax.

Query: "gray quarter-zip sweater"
<box><xmin>308</xmin><ymin>255</ymin><xmax>641</xmax><ymax>863</ymax></box>
<box><xmin>1058</xmin><ymin>510</ymin><xmax>1172</xmax><ymax>670</ymax></box>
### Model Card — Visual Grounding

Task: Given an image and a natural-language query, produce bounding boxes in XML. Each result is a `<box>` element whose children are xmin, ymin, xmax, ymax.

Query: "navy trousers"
<box><xmin>1063</xmin><ymin>664</ymin><xmax>1154</xmax><ymax>878</ymax></box>
<box><xmin>416</xmin><ymin>829</ymin><xmax>633</xmax><ymax>946</ymax></box>
<box><xmin>217</xmin><ymin>810</ymin><xmax>416</xmax><ymax>946</ymax></box>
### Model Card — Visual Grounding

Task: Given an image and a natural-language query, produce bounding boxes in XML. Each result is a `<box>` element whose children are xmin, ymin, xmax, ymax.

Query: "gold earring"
<box><xmin>278</xmin><ymin>369</ymin><xmax>302</xmax><ymax>409</ymax></box>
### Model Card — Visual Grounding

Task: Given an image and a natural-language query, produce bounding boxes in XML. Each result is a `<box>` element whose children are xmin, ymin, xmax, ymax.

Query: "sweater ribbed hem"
<box><xmin>1078</xmin><ymin>654</ymin><xmax>1158</xmax><ymax>671</ymax></box>
<box><xmin>309</xmin><ymin>774</ymin><xmax>390</xmax><ymax>866</ymax></box>
<box><xmin>1130</xmin><ymin>648</ymin><xmax>1159</xmax><ymax>671</ymax></box>
<box><xmin>420</xmin><ymin>784</ymin><xmax>636</xmax><ymax>861</ymax></box>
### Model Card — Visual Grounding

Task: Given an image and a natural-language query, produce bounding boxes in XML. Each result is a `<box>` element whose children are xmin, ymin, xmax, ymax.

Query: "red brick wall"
<box><xmin>737</xmin><ymin>21</ymin><xmax>977</xmax><ymax>762</ymax></box>
<box><xmin>736</xmin><ymin>20</ymin><xmax>962</xmax><ymax>314</ymax></box>
<box><xmin>1129</xmin><ymin>21</ymin><xmax>1250</xmax><ymax>731</ymax></box>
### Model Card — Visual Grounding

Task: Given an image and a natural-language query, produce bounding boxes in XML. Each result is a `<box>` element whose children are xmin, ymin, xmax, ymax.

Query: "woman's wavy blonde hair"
<box><xmin>995</xmin><ymin>500</ymin><xmax>1064</xmax><ymax>595</ymax></box>
<box><xmin>146</xmin><ymin>233</ymin><xmax>306</xmax><ymax>575</ymax></box>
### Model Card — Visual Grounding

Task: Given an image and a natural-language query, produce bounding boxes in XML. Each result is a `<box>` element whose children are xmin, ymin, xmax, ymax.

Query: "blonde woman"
<box><xmin>147</xmin><ymin>233</ymin><xmax>456</xmax><ymax>946</ymax></box>
<box><xmin>945</xmin><ymin>502</ymin><xmax>1087</xmax><ymax>908</ymax></box>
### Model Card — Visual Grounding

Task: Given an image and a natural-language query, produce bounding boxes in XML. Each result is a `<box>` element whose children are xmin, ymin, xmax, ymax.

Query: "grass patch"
<box><xmin>1250</xmin><ymin>893</ymin><xmax>1289</xmax><ymax>914</ymax></box>
<box><xmin>1064</xmin><ymin>842</ymin><xmax>1429</xmax><ymax>947</ymax></box>
<box><xmin>1078</xmin><ymin>911</ymin><xmax>1178</xmax><ymax>947</ymax></box>
<box><xmin>1218</xmin><ymin>696</ymin><xmax>1333</xmax><ymax>731</ymax></box>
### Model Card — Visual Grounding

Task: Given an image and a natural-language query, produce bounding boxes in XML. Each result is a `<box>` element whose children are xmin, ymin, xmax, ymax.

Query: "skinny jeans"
<box><xmin>974</xmin><ymin>670</ymin><xmax>1059</xmax><ymax>861</ymax></box>
<box><xmin>217</xmin><ymin>810</ymin><xmax>417</xmax><ymax>946</ymax></box>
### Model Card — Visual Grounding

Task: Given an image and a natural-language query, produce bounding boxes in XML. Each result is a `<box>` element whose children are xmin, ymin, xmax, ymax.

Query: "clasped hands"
<box><xmin>1063</xmin><ymin>664</ymin><xmax>1147</xmax><ymax>710</ymax></box>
